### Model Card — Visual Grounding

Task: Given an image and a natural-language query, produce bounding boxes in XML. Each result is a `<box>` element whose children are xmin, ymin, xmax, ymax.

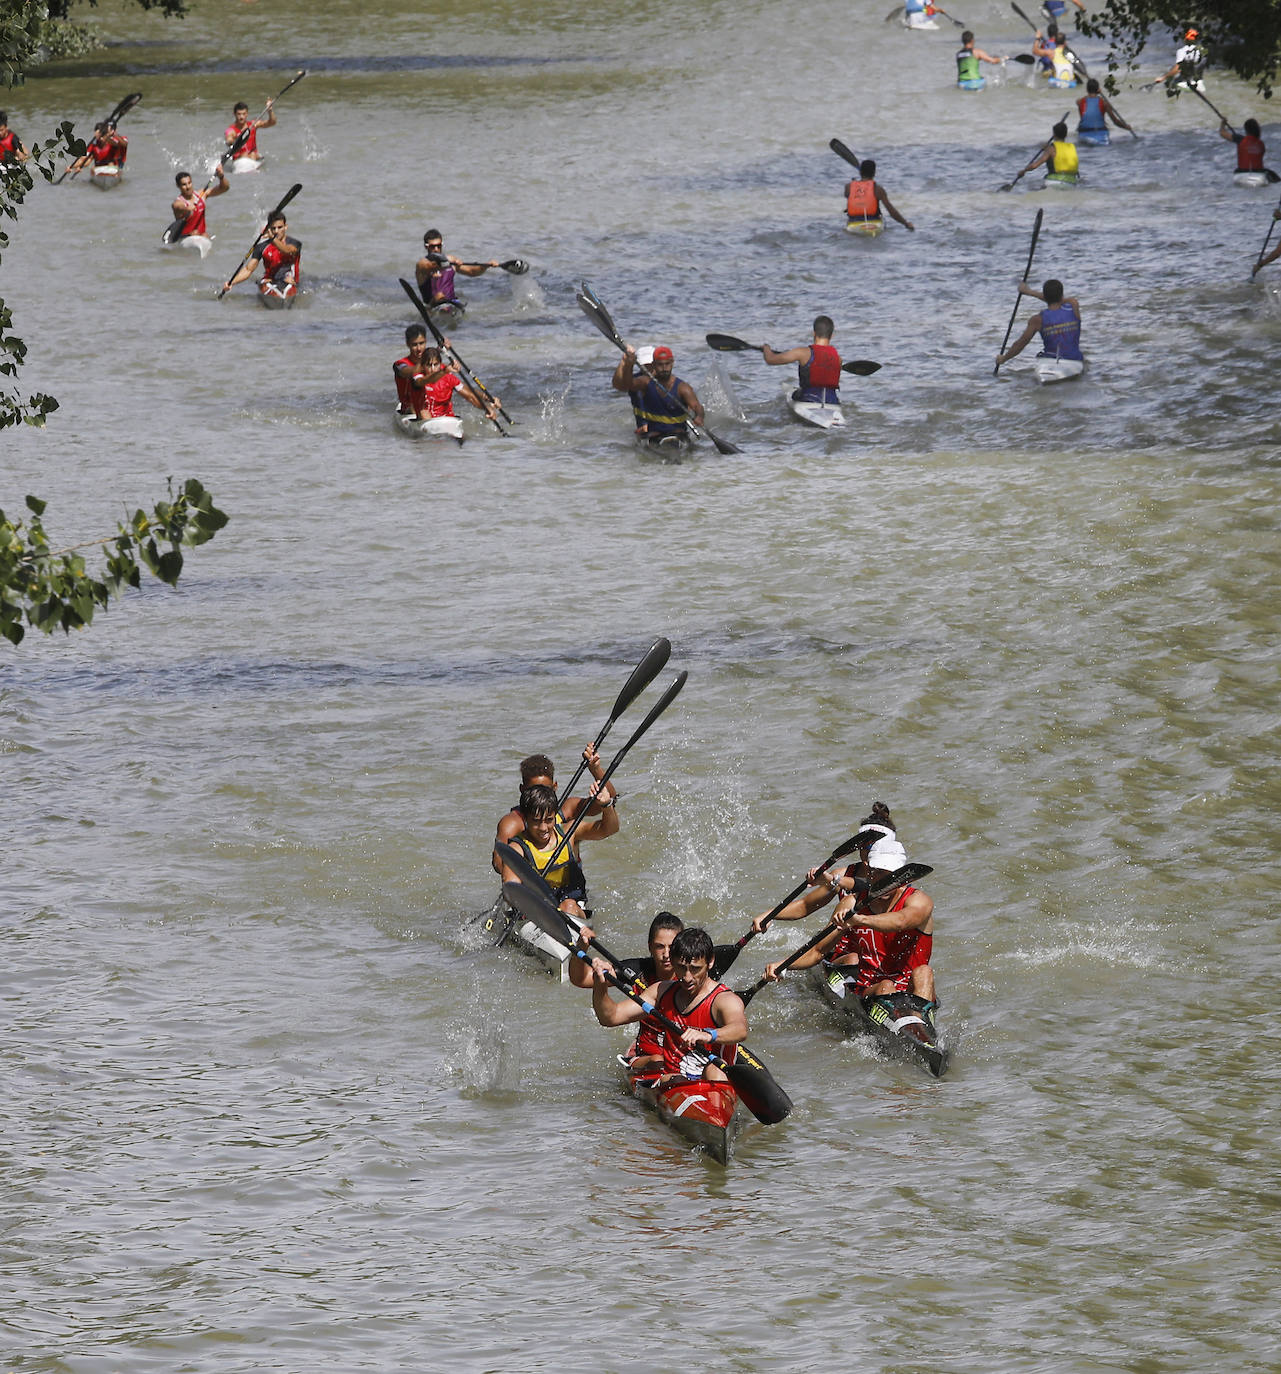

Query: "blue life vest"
<box><xmin>1043</xmin><ymin>0</ymin><xmax>1067</xmax><ymax>17</ymax></box>
<box><xmin>1039</xmin><ymin>303</ymin><xmax>1082</xmax><ymax>360</ymax></box>
<box><xmin>1078</xmin><ymin>95</ymin><xmax>1106</xmax><ymax>131</ymax></box>
<box><xmin>636</xmin><ymin>375</ymin><xmax>690</xmax><ymax>439</ymax></box>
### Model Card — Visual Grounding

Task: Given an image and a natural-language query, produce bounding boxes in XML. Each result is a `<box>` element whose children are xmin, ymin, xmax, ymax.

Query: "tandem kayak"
<box><xmin>258</xmin><ymin>277</ymin><xmax>297</xmax><ymax>309</ymax></box>
<box><xmin>393</xmin><ymin>408</ymin><xmax>465</xmax><ymax>443</ymax></box>
<box><xmin>1034</xmin><ymin>354</ymin><xmax>1085</xmax><ymax>384</ymax></box>
<box><xmin>479</xmin><ymin>894</ymin><xmax>573</xmax><ymax>979</ymax></box>
<box><xmin>88</xmin><ymin>164</ymin><xmax>125</xmax><ymax>190</ymax></box>
<box><xmin>786</xmin><ymin>390</ymin><xmax>845</xmax><ymax>429</ymax></box>
<box><xmin>811</xmin><ymin>963</ymin><xmax>949</xmax><ymax>1078</ymax></box>
<box><xmin>844</xmin><ymin>216</ymin><xmax>885</xmax><ymax>238</ymax></box>
<box><xmin>620</xmin><ymin>1059</ymin><xmax>745</xmax><ymax>1165</ymax></box>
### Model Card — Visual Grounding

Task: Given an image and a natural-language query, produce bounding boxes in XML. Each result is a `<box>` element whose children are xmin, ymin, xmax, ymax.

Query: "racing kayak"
<box><xmin>619</xmin><ymin>1058</ymin><xmax>745</xmax><ymax>1165</ymax></box>
<box><xmin>1077</xmin><ymin>128</ymin><xmax>1110</xmax><ymax>146</ymax></box>
<box><xmin>393</xmin><ymin>408</ymin><xmax>465</xmax><ymax>443</ymax></box>
<box><xmin>161</xmin><ymin>234</ymin><xmax>213</xmax><ymax>259</ymax></box>
<box><xmin>428</xmin><ymin>298</ymin><xmax>466</xmax><ymax>325</ymax></box>
<box><xmin>88</xmin><ymin>164</ymin><xmax>125</xmax><ymax>190</ymax></box>
<box><xmin>844</xmin><ymin>216</ymin><xmax>885</xmax><ymax>237</ymax></box>
<box><xmin>258</xmin><ymin>278</ymin><xmax>297</xmax><ymax>310</ymax></box>
<box><xmin>1034</xmin><ymin>354</ymin><xmax>1085</xmax><ymax>384</ymax></box>
<box><xmin>634</xmin><ymin>430</ymin><xmax>693</xmax><ymax>458</ymax></box>
<box><xmin>786</xmin><ymin>390</ymin><xmax>845</xmax><ymax>429</ymax></box>
<box><xmin>811</xmin><ymin>963</ymin><xmax>949</xmax><ymax>1078</ymax></box>
<box><xmin>1041</xmin><ymin>173</ymin><xmax>1081</xmax><ymax>188</ymax></box>
<box><xmin>1234</xmin><ymin>170</ymin><xmax>1271</xmax><ymax>189</ymax></box>
<box><xmin>228</xmin><ymin>155</ymin><xmax>263</xmax><ymax>174</ymax></box>
<box><xmin>479</xmin><ymin>894</ymin><xmax>573</xmax><ymax>979</ymax></box>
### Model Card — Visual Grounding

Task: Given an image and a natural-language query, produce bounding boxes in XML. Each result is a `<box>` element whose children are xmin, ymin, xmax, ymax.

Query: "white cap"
<box><xmin>867</xmin><ymin>837</ymin><xmax>907</xmax><ymax>872</ymax></box>
<box><xmin>857</xmin><ymin>824</ymin><xmax>894</xmax><ymax>842</ymax></box>
<box><xmin>635</xmin><ymin>346</ymin><xmax>655</xmax><ymax>366</ymax></box>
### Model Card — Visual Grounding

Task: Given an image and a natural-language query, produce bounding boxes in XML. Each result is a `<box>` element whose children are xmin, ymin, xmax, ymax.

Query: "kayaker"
<box><xmin>1018</xmin><ymin>121</ymin><xmax>1079</xmax><ymax>184</ymax></box>
<box><xmin>1047</xmin><ymin>31</ymin><xmax>1079</xmax><ymax>87</ymax></box>
<box><xmin>1031</xmin><ymin>25</ymin><xmax>1058</xmax><ymax>75</ymax></box>
<box><xmin>225</xmin><ymin>99</ymin><xmax>276</xmax><ymax>163</ymax></box>
<box><xmin>903</xmin><ymin>0</ymin><xmax>938</xmax><ymax>30</ymax></box>
<box><xmin>171</xmin><ymin>167</ymin><xmax>228</xmax><ymax>239</ymax></box>
<box><xmin>1040</xmin><ymin>0</ymin><xmax>1084</xmax><ymax>30</ymax></box>
<box><xmin>591</xmin><ymin>927</ymin><xmax>747</xmax><ymax>1085</ymax></box>
<box><xmin>0</xmin><ymin>111</ymin><xmax>31</xmax><ymax>166</ymax></box>
<box><xmin>762</xmin><ymin>316</ymin><xmax>845</xmax><ymax>407</ymax></box>
<box><xmin>497</xmin><ymin>781</ymin><xmax>618</xmax><ymax>920</ymax></box>
<box><xmin>956</xmin><ymin>31</ymin><xmax>1006</xmax><ymax>90</ymax></box>
<box><xmin>995</xmin><ymin>278</ymin><xmax>1083</xmax><ymax>368</ymax></box>
<box><xmin>1220</xmin><ymin>118</ymin><xmax>1266</xmax><ymax>175</ymax></box>
<box><xmin>65</xmin><ymin>121</ymin><xmax>128</xmax><ymax>176</ymax></box>
<box><xmin>611</xmin><ymin>345</ymin><xmax>704</xmax><ymax>444</ymax></box>
<box><xmin>415</xmin><ymin>229</ymin><xmax>500</xmax><ymax>310</ymax></box>
<box><xmin>223</xmin><ymin>210</ymin><xmax>301</xmax><ymax>294</ymax></box>
<box><xmin>1257</xmin><ymin>210</ymin><xmax>1281</xmax><ymax>272</ymax></box>
<box><xmin>762</xmin><ymin>833</ymin><xmax>939</xmax><ymax>1029</ymax></box>
<box><xmin>491</xmin><ymin>747</ymin><xmax>617</xmax><ymax>873</ymax></box>
<box><xmin>1160</xmin><ymin>28</ymin><xmax>1206</xmax><ymax>91</ymax></box>
<box><xmin>401</xmin><ymin>345</ymin><xmax>500</xmax><ymax>428</ymax></box>
<box><xmin>569</xmin><ymin>909</ymin><xmax>682</xmax><ymax>999</ymax></box>
<box><xmin>1077</xmin><ymin>79</ymin><xmax>1135</xmax><ymax>143</ymax></box>
<box><xmin>839</xmin><ymin>160</ymin><xmax>915</xmax><ymax>234</ymax></box>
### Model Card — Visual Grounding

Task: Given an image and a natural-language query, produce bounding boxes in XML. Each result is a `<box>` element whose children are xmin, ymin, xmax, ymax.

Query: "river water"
<box><xmin>4</xmin><ymin>0</ymin><xmax>1280</xmax><ymax>1370</ymax></box>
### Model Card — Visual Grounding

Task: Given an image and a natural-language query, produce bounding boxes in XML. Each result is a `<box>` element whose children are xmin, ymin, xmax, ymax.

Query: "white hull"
<box><xmin>1034</xmin><ymin>355</ymin><xmax>1085</xmax><ymax>384</ymax></box>
<box><xmin>162</xmin><ymin>234</ymin><xmax>213</xmax><ymax>259</ymax></box>
<box><xmin>787</xmin><ymin>391</ymin><xmax>845</xmax><ymax>429</ymax></box>
<box><xmin>903</xmin><ymin>15</ymin><xmax>940</xmax><ymax>29</ymax></box>
<box><xmin>843</xmin><ymin>217</ymin><xmax>885</xmax><ymax>237</ymax></box>
<box><xmin>1234</xmin><ymin>171</ymin><xmax>1270</xmax><ymax>188</ymax></box>
<box><xmin>88</xmin><ymin>165</ymin><xmax>125</xmax><ymax>190</ymax></box>
<box><xmin>394</xmin><ymin>409</ymin><xmax>465</xmax><ymax>442</ymax></box>
<box><xmin>228</xmin><ymin>155</ymin><xmax>263</xmax><ymax>174</ymax></box>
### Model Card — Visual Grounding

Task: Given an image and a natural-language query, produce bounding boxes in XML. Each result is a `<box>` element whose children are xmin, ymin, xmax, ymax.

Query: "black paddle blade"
<box><xmin>502</xmin><ymin>881</ymin><xmax>574</xmax><ymax>947</ymax></box>
<box><xmin>613</xmin><ymin>637</ymin><xmax>672</xmax><ymax>718</ymax></box>
<box><xmin>1010</xmin><ymin>52</ymin><xmax>1036</xmax><ymax>64</ymax></box>
<box><xmin>494</xmin><ymin>843</ymin><xmax>557</xmax><ymax>902</ymax></box>
<box><xmin>711</xmin><ymin>944</ymin><xmax>739</xmax><ymax>977</ymax></box>
<box><xmin>842</xmin><ymin>360</ymin><xmax>881</xmax><ymax>376</ymax></box>
<box><xmin>705</xmin><ymin>333</ymin><xmax>758</xmax><ymax>352</ymax></box>
<box><xmin>727</xmin><ymin>1044</ymin><xmax>793</xmax><ymax>1124</ymax></box>
<box><xmin>270</xmin><ymin>182</ymin><xmax>303</xmax><ymax>221</ymax></box>
<box><xmin>500</xmin><ymin>258</ymin><xmax>530</xmax><ymax>274</ymax></box>
<box><xmin>829</xmin><ymin>137</ymin><xmax>861</xmax><ymax>169</ymax></box>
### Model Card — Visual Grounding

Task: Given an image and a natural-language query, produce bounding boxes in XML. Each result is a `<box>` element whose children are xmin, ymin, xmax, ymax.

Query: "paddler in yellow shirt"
<box><xmin>1018</xmin><ymin>120</ymin><xmax>1080</xmax><ymax>185</ymax></box>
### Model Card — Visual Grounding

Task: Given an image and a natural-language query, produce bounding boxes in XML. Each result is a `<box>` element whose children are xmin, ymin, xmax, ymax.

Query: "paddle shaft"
<box><xmin>217</xmin><ymin>182</ymin><xmax>302</xmax><ymax>298</ymax></box>
<box><xmin>577</xmin><ymin>284</ymin><xmax>740</xmax><ymax>455</ymax></box>
<box><xmin>995</xmin><ymin>207</ymin><xmax>1045</xmax><ymax>371</ymax></box>
<box><xmin>398</xmin><ymin>278</ymin><xmax>511</xmax><ymax>430</ymax></box>
<box><xmin>555</xmin><ymin>638</ymin><xmax>671</xmax><ymax>809</ymax></box>
<box><xmin>255</xmin><ymin>70</ymin><xmax>307</xmax><ymax>125</ymax></box>
<box><xmin>705</xmin><ymin>335</ymin><xmax>880</xmax><ymax>376</ymax></box>
<box><xmin>1252</xmin><ymin>200</ymin><xmax>1281</xmax><ymax>277</ymax></box>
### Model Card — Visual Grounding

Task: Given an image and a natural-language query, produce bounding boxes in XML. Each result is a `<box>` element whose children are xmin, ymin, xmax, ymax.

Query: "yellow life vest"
<box><xmin>1051</xmin><ymin>49</ymin><xmax>1076</xmax><ymax>83</ymax></box>
<box><xmin>1050</xmin><ymin>140</ymin><xmax>1079</xmax><ymax>175</ymax></box>
<box><xmin>515</xmin><ymin>819</ymin><xmax>575</xmax><ymax>890</ymax></box>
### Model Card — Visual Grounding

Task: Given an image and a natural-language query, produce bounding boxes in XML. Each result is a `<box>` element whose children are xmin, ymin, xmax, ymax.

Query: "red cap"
<box><xmin>652</xmin><ymin>346</ymin><xmax>674</xmax><ymax>361</ymax></box>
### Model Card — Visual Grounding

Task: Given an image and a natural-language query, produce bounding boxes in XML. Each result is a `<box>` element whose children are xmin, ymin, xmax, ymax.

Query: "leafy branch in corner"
<box><xmin>1</xmin><ymin>479</ymin><xmax>229</xmax><ymax>644</ymax></box>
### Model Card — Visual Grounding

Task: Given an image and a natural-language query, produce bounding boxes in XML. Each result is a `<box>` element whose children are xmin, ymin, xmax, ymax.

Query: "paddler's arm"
<box><xmin>679</xmin><ymin>990</ymin><xmax>748</xmax><ymax>1048</ymax></box>
<box><xmin>761</xmin><ymin>344</ymin><xmax>808</xmax><ymax>366</ymax></box>
<box><xmin>877</xmin><ymin>185</ymin><xmax>915</xmax><ymax>231</ymax></box>
<box><xmin>206</xmin><ymin>165</ymin><xmax>230</xmax><ymax>198</ymax></box>
<box><xmin>592</xmin><ymin>977</ymin><xmax>659</xmax><ymax>1026</ymax></box>
<box><xmin>492</xmin><ymin>810</ymin><xmax>523</xmax><ymax>873</ymax></box>
<box><xmin>258</xmin><ymin>100</ymin><xmax>277</xmax><ymax>131</ymax></box>
<box><xmin>1023</xmin><ymin>146</ymin><xmax>1052</xmax><ymax>174</ymax></box>
<box><xmin>611</xmin><ymin>347</ymin><xmax>641</xmax><ymax>393</ymax></box>
<box><xmin>574</xmin><ymin>779</ymin><xmax>620</xmax><ymax>842</ymax></box>
<box><xmin>750</xmin><ymin>879</ymin><xmax>837</xmax><ymax>932</ymax></box>
<box><xmin>996</xmin><ymin>312</ymin><xmax>1042</xmax><ymax>366</ymax></box>
<box><xmin>567</xmin><ymin>927</ymin><xmax>602</xmax><ymax>988</ymax></box>
<box><xmin>676</xmin><ymin>381</ymin><xmax>704</xmax><ymax>426</ymax></box>
<box><xmin>456</xmin><ymin>258</ymin><xmax>498</xmax><ymax>277</ymax></box>
<box><xmin>580</xmin><ymin>742</ymin><xmax>616</xmax><ymax>814</ymax></box>
<box><xmin>850</xmin><ymin>887</ymin><xmax>934</xmax><ymax>934</ymax></box>
<box><xmin>763</xmin><ymin>928</ymin><xmax>841</xmax><ymax>980</ymax></box>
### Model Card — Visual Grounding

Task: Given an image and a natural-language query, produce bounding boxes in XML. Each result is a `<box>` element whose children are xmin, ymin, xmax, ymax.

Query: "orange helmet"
<box><xmin>1185</xmin><ymin>27</ymin><xmax>1199</xmax><ymax>39</ymax></box>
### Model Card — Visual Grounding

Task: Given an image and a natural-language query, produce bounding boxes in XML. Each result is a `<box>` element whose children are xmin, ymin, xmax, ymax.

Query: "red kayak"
<box><xmin>620</xmin><ymin>1058</ymin><xmax>744</xmax><ymax>1164</ymax></box>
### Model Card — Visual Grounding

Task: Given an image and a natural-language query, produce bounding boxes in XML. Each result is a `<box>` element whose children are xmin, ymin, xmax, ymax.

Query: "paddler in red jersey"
<box><xmin>491</xmin><ymin>747</ymin><xmax>617</xmax><ymax>874</ymax></box>
<box><xmin>225</xmin><ymin>99</ymin><xmax>276</xmax><ymax>163</ymax></box>
<box><xmin>1219</xmin><ymin>118</ymin><xmax>1267</xmax><ymax>175</ymax></box>
<box><xmin>171</xmin><ymin>166</ymin><xmax>228</xmax><ymax>238</ymax></box>
<box><xmin>761</xmin><ymin>314</ymin><xmax>844</xmax><ymax>406</ymax></box>
<box><xmin>841</xmin><ymin>159</ymin><xmax>915</xmax><ymax>233</ymax></box>
<box><xmin>0</xmin><ymin>111</ymin><xmax>31</xmax><ymax>166</ymax></box>
<box><xmin>224</xmin><ymin>210</ymin><xmax>301</xmax><ymax>293</ymax></box>
<box><xmin>66</xmin><ymin>121</ymin><xmax>127</xmax><ymax>175</ymax></box>
<box><xmin>591</xmin><ymin>927</ymin><xmax>747</xmax><ymax>1084</ymax></box>
<box><xmin>396</xmin><ymin>343</ymin><xmax>502</xmax><ymax>428</ymax></box>
<box><xmin>762</xmin><ymin>832</ymin><xmax>939</xmax><ymax>1028</ymax></box>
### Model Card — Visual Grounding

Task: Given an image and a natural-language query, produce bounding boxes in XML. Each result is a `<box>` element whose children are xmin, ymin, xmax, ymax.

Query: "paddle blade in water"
<box><xmin>727</xmin><ymin>1044</ymin><xmax>793</xmax><ymax>1124</ymax></box>
<box><xmin>502</xmin><ymin>880</ymin><xmax>574</xmax><ymax>947</ymax></box>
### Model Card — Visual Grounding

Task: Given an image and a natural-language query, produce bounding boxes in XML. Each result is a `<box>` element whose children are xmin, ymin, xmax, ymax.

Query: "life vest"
<box><xmin>178</xmin><ymin>192</ymin><xmax>208</xmax><ymax>238</ymax></box>
<box><xmin>956</xmin><ymin>47</ymin><xmax>981</xmax><ymax>83</ymax></box>
<box><xmin>427</xmin><ymin>262</ymin><xmax>457</xmax><ymax>304</ymax></box>
<box><xmin>798</xmin><ymin>343</ymin><xmax>842</xmax><ymax>400</ymax></box>
<box><xmin>257</xmin><ymin>237</ymin><xmax>301</xmax><ymax>284</ymax></box>
<box><xmin>419</xmin><ymin>371</ymin><xmax>462</xmax><ymax>419</ymax></box>
<box><xmin>393</xmin><ymin>355</ymin><xmax>422</xmax><ymax>412</ymax></box>
<box><xmin>653</xmin><ymin>980</ymin><xmax>737</xmax><ymax>1075</ymax></box>
<box><xmin>1174</xmin><ymin>43</ymin><xmax>1206</xmax><ymax>79</ymax></box>
<box><xmin>1050</xmin><ymin>48</ymin><xmax>1076</xmax><ymax>84</ymax></box>
<box><xmin>511</xmin><ymin>821</ymin><xmax>587</xmax><ymax>902</ymax></box>
<box><xmin>1043</xmin><ymin>0</ymin><xmax>1067</xmax><ymax>15</ymax></box>
<box><xmin>0</xmin><ymin>128</ymin><xmax>21</xmax><ymax>164</ymax></box>
<box><xmin>635</xmin><ymin>375</ymin><xmax>689</xmax><ymax>439</ymax></box>
<box><xmin>1038</xmin><ymin>302</ymin><xmax>1083</xmax><ymax>360</ymax></box>
<box><xmin>1049</xmin><ymin>140</ymin><xmax>1079</xmax><ymax>175</ymax></box>
<box><xmin>1077</xmin><ymin>95</ymin><xmax>1107</xmax><ymax>131</ymax></box>
<box><xmin>1236</xmin><ymin>134</ymin><xmax>1266</xmax><ymax>172</ymax></box>
<box><xmin>226</xmin><ymin>122</ymin><xmax>258</xmax><ymax>157</ymax></box>
<box><xmin>845</xmin><ymin>178</ymin><xmax>879</xmax><ymax>220</ymax></box>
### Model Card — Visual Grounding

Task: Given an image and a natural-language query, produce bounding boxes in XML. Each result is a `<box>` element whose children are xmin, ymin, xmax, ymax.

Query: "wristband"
<box><xmin>708</xmin><ymin>1027</ymin><xmax>718</xmax><ymax>1042</ymax></box>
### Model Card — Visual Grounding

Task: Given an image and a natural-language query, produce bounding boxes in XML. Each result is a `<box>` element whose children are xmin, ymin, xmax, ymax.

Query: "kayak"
<box><xmin>620</xmin><ymin>1058</ymin><xmax>745</xmax><ymax>1165</ymax></box>
<box><xmin>1041</xmin><ymin>172</ymin><xmax>1081</xmax><ymax>188</ymax></box>
<box><xmin>1034</xmin><ymin>353</ymin><xmax>1085</xmax><ymax>384</ymax></box>
<box><xmin>1077</xmin><ymin>128</ymin><xmax>1110</xmax><ymax>146</ymax></box>
<box><xmin>844</xmin><ymin>216</ymin><xmax>885</xmax><ymax>238</ymax></box>
<box><xmin>634</xmin><ymin>430</ymin><xmax>693</xmax><ymax>458</ymax></box>
<box><xmin>428</xmin><ymin>298</ymin><xmax>466</xmax><ymax>325</ymax></box>
<box><xmin>957</xmin><ymin>77</ymin><xmax>986</xmax><ymax>91</ymax></box>
<box><xmin>258</xmin><ymin>277</ymin><xmax>297</xmax><ymax>310</ymax></box>
<box><xmin>1234</xmin><ymin>170</ymin><xmax>1271</xmax><ymax>188</ymax></box>
<box><xmin>787</xmin><ymin>390</ymin><xmax>845</xmax><ymax>429</ymax></box>
<box><xmin>394</xmin><ymin>408</ymin><xmax>465</xmax><ymax>443</ymax></box>
<box><xmin>1047</xmin><ymin>76</ymin><xmax>1078</xmax><ymax>89</ymax></box>
<box><xmin>88</xmin><ymin>164</ymin><xmax>125</xmax><ymax>190</ymax></box>
<box><xmin>161</xmin><ymin>233</ymin><xmax>213</xmax><ymax>259</ymax></box>
<box><xmin>811</xmin><ymin>963</ymin><xmax>949</xmax><ymax>1078</ymax></box>
<box><xmin>478</xmin><ymin>894</ymin><xmax>573</xmax><ymax>979</ymax></box>
<box><xmin>228</xmin><ymin>155</ymin><xmax>263</xmax><ymax>174</ymax></box>
<box><xmin>903</xmin><ymin>14</ymin><xmax>940</xmax><ymax>29</ymax></box>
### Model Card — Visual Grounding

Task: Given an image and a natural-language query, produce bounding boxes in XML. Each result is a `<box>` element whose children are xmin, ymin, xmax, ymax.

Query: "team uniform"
<box><xmin>226</xmin><ymin>122</ymin><xmax>259</xmax><ymax>158</ymax></box>
<box><xmin>1037</xmin><ymin>302</ymin><xmax>1082</xmax><ymax>361</ymax></box>
<box><xmin>1045</xmin><ymin>139</ymin><xmax>1080</xmax><ymax>184</ymax></box>
<box><xmin>830</xmin><ymin>886</ymin><xmax>932</xmax><ymax>995</ymax></box>
<box><xmin>509</xmin><ymin>815</ymin><xmax>587</xmax><ymax>907</ymax></box>
<box><xmin>632</xmin><ymin>980</ymin><xmax>738</xmax><ymax>1081</ymax></box>
<box><xmin>956</xmin><ymin>47</ymin><xmax>986</xmax><ymax>90</ymax></box>
<box><xmin>1077</xmin><ymin>94</ymin><xmax>1110</xmax><ymax>146</ymax></box>
<box><xmin>177</xmin><ymin>193</ymin><xmax>210</xmax><ymax>238</ymax></box>
<box><xmin>1170</xmin><ymin>41</ymin><xmax>1206</xmax><ymax>91</ymax></box>
<box><xmin>252</xmin><ymin>236</ymin><xmax>301</xmax><ymax>285</ymax></box>
<box><xmin>87</xmin><ymin>132</ymin><xmax>128</xmax><ymax>168</ymax></box>
<box><xmin>0</xmin><ymin>126</ymin><xmax>24</xmax><ymax>165</ymax></box>
<box><xmin>1048</xmin><ymin>47</ymin><xmax>1077</xmax><ymax>88</ymax></box>
<box><xmin>1230</xmin><ymin>131</ymin><xmax>1266</xmax><ymax>174</ymax></box>
<box><xmin>633</xmin><ymin>375</ymin><xmax>690</xmax><ymax>442</ymax></box>
<box><xmin>794</xmin><ymin>343</ymin><xmax>842</xmax><ymax>405</ymax></box>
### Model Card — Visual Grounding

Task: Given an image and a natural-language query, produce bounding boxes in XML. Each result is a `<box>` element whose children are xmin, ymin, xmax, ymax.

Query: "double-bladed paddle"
<box><xmin>705</xmin><ymin>333</ymin><xmax>882</xmax><ymax>377</ymax></box>
<box><xmin>247</xmin><ymin>70</ymin><xmax>307</xmax><ymax>134</ymax></box>
<box><xmin>995</xmin><ymin>207</ymin><xmax>1044</xmax><ymax>374</ymax></box>
<box><xmin>717</xmin><ymin>830</ymin><xmax>875</xmax><ymax>976</ymax></box>
<box><xmin>555</xmin><ymin>637</ymin><xmax>671</xmax><ymax>809</ymax></box>
<box><xmin>829</xmin><ymin>137</ymin><xmax>862</xmax><ymax>171</ymax></box>
<box><xmin>159</xmin><ymin>128</ymin><xmax>252</xmax><ymax>244</ymax></box>
<box><xmin>398</xmin><ymin>277</ymin><xmax>512</xmax><ymax>433</ymax></box>
<box><xmin>426</xmin><ymin>252</ymin><xmax>530</xmax><ymax>275</ymax></box>
<box><xmin>502</xmin><ymin>881</ymin><xmax>793</xmax><ymax>1124</ymax></box>
<box><xmin>1251</xmin><ymin>198</ymin><xmax>1281</xmax><ymax>277</ymax></box>
<box><xmin>734</xmin><ymin>862</ymin><xmax>934</xmax><ymax>1005</ymax></box>
<box><xmin>216</xmin><ymin>182</ymin><xmax>302</xmax><ymax>297</ymax></box>
<box><xmin>59</xmin><ymin>91</ymin><xmax>143</xmax><ymax>183</ymax></box>
<box><xmin>999</xmin><ymin>114</ymin><xmax>1070</xmax><ymax>193</ymax></box>
<box><xmin>885</xmin><ymin>3</ymin><xmax>965</xmax><ymax>24</ymax></box>
<box><xmin>576</xmin><ymin>282</ymin><xmax>741</xmax><ymax>455</ymax></box>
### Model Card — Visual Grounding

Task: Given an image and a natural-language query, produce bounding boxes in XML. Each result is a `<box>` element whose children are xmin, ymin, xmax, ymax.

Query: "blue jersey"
<box><xmin>1078</xmin><ymin>95</ymin><xmax>1107</xmax><ymax>131</ymax></box>
<box><xmin>1039</xmin><ymin>303</ymin><xmax>1082</xmax><ymax>361</ymax></box>
<box><xmin>635</xmin><ymin>375</ymin><xmax>690</xmax><ymax>439</ymax></box>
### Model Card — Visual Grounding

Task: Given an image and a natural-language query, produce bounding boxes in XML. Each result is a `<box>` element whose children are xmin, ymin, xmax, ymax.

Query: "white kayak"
<box><xmin>161</xmin><ymin>233</ymin><xmax>213</xmax><ymax>259</ymax></box>
<box><xmin>1041</xmin><ymin>174</ymin><xmax>1081</xmax><ymax>189</ymax></box>
<box><xmin>1234</xmin><ymin>170</ymin><xmax>1271</xmax><ymax>189</ymax></box>
<box><xmin>1034</xmin><ymin>355</ymin><xmax>1085</xmax><ymax>384</ymax></box>
<box><xmin>844</xmin><ymin>216</ymin><xmax>885</xmax><ymax>237</ymax></box>
<box><xmin>903</xmin><ymin>15</ymin><xmax>940</xmax><ymax>29</ymax></box>
<box><xmin>258</xmin><ymin>278</ymin><xmax>297</xmax><ymax>310</ymax></box>
<box><xmin>228</xmin><ymin>155</ymin><xmax>263</xmax><ymax>174</ymax></box>
<box><xmin>88</xmin><ymin>164</ymin><xmax>125</xmax><ymax>190</ymax></box>
<box><xmin>394</xmin><ymin>408</ymin><xmax>465</xmax><ymax>443</ymax></box>
<box><xmin>787</xmin><ymin>390</ymin><xmax>845</xmax><ymax>428</ymax></box>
